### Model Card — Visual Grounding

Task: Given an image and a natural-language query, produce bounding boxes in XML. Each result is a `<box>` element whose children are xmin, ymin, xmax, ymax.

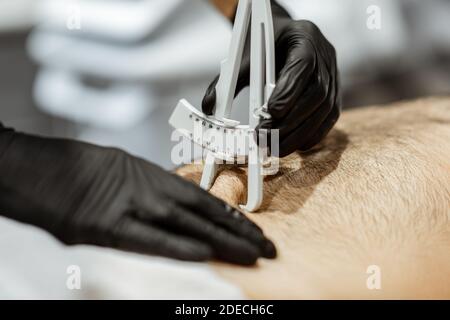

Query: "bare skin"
<box><xmin>209</xmin><ymin>0</ymin><xmax>238</xmax><ymax>19</ymax></box>
<box><xmin>177</xmin><ymin>97</ymin><xmax>450</xmax><ymax>299</ymax></box>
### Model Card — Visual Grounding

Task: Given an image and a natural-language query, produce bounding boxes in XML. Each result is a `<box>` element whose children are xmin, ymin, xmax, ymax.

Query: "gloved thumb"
<box><xmin>202</xmin><ymin>60</ymin><xmax>251</xmax><ymax>115</ymax></box>
<box><xmin>202</xmin><ymin>75</ymin><xmax>219</xmax><ymax>115</ymax></box>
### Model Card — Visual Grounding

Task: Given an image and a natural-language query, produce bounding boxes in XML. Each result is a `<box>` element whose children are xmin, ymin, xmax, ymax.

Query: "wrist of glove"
<box><xmin>0</xmin><ymin>129</ymin><xmax>276</xmax><ymax>265</ymax></box>
<box><xmin>203</xmin><ymin>1</ymin><xmax>341</xmax><ymax>157</ymax></box>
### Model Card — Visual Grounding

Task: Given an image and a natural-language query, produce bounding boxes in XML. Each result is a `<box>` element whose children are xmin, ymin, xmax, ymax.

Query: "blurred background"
<box><xmin>1</xmin><ymin>0</ymin><xmax>449</xmax><ymax>169</ymax></box>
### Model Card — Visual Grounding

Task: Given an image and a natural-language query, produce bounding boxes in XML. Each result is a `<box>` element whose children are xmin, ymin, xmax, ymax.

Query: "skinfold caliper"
<box><xmin>169</xmin><ymin>0</ymin><xmax>276</xmax><ymax>212</ymax></box>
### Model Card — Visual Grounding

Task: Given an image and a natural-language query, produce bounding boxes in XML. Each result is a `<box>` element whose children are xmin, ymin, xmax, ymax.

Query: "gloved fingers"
<box><xmin>281</xmin><ymin>65</ymin><xmax>337</xmax><ymax>156</ymax></box>
<box><xmin>157</xmin><ymin>172</ymin><xmax>265</xmax><ymax>235</ymax></box>
<box><xmin>188</xmin><ymin>201</ymin><xmax>276</xmax><ymax>259</ymax></box>
<box><xmin>274</xmin><ymin>61</ymin><xmax>333</xmax><ymax>140</ymax></box>
<box><xmin>268</xmin><ymin>41</ymin><xmax>316</xmax><ymax>121</ymax></box>
<box><xmin>256</xmin><ymin>73</ymin><xmax>325</xmax><ymax>155</ymax></box>
<box><xmin>259</xmin><ymin>70</ymin><xmax>326</xmax><ymax>144</ymax></box>
<box><xmin>258</xmin><ymin>48</ymin><xmax>337</xmax><ymax>157</ymax></box>
<box><xmin>113</xmin><ymin>216</ymin><xmax>213</xmax><ymax>262</ymax></box>
<box><xmin>297</xmin><ymin>105</ymin><xmax>340</xmax><ymax>152</ymax></box>
<box><xmin>278</xmin><ymin>97</ymin><xmax>335</xmax><ymax>157</ymax></box>
<box><xmin>161</xmin><ymin>180</ymin><xmax>276</xmax><ymax>259</ymax></box>
<box><xmin>315</xmin><ymin>32</ymin><xmax>337</xmax><ymax>73</ymax></box>
<box><xmin>136</xmin><ymin>204</ymin><xmax>262</xmax><ymax>265</ymax></box>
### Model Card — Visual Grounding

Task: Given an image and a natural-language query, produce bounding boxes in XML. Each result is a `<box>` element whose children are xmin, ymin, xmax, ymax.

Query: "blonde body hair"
<box><xmin>177</xmin><ymin>97</ymin><xmax>450</xmax><ymax>299</ymax></box>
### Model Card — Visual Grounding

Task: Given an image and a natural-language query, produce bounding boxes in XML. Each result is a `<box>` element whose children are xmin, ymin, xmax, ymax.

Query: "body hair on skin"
<box><xmin>177</xmin><ymin>97</ymin><xmax>450</xmax><ymax>299</ymax></box>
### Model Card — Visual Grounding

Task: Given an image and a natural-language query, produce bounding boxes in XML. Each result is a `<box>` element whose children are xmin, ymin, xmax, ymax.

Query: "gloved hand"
<box><xmin>0</xmin><ymin>127</ymin><xmax>276</xmax><ymax>265</ymax></box>
<box><xmin>203</xmin><ymin>2</ymin><xmax>341</xmax><ymax>157</ymax></box>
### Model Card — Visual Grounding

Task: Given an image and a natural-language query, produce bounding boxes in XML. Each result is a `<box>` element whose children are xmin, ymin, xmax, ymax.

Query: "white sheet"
<box><xmin>0</xmin><ymin>217</ymin><xmax>243</xmax><ymax>300</ymax></box>
<box><xmin>36</xmin><ymin>0</ymin><xmax>184</xmax><ymax>42</ymax></box>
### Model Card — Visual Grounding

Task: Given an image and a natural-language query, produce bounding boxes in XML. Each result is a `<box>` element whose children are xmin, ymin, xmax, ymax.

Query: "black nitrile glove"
<box><xmin>0</xmin><ymin>125</ymin><xmax>276</xmax><ymax>265</ymax></box>
<box><xmin>203</xmin><ymin>2</ymin><xmax>341</xmax><ymax>157</ymax></box>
